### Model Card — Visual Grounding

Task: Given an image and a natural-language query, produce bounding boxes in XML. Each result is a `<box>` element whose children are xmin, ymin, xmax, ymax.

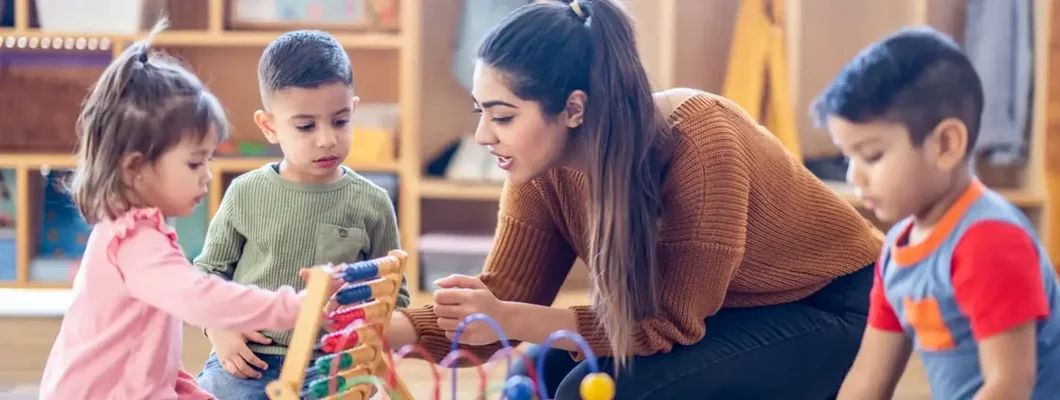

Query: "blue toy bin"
<box><xmin>0</xmin><ymin>168</ymin><xmax>15</xmax><ymax>281</ymax></box>
<box><xmin>0</xmin><ymin>228</ymin><xmax>15</xmax><ymax>281</ymax></box>
<box><xmin>30</xmin><ymin>169</ymin><xmax>89</xmax><ymax>282</ymax></box>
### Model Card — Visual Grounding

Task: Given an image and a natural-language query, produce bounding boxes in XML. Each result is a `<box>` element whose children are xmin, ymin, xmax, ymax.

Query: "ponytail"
<box><xmin>79</xmin><ymin>16</ymin><xmax>168</xmax><ymax>118</ymax></box>
<box><xmin>576</xmin><ymin>0</ymin><xmax>667</xmax><ymax>369</ymax></box>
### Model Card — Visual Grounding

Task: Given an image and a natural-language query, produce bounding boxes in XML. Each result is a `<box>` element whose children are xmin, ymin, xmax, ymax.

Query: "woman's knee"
<box><xmin>507</xmin><ymin>344</ymin><xmax>544</xmax><ymax>378</ymax></box>
<box><xmin>507</xmin><ymin>344</ymin><xmax>583</xmax><ymax>398</ymax></box>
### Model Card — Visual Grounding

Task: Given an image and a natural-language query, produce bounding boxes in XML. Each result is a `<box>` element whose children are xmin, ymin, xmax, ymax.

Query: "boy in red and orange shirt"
<box><xmin>816</xmin><ymin>27</ymin><xmax>1060</xmax><ymax>400</ymax></box>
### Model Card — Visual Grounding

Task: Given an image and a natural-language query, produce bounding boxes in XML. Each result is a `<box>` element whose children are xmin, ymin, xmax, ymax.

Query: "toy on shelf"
<box><xmin>215</xmin><ymin>141</ymin><xmax>285</xmax><ymax>158</ymax></box>
<box><xmin>270</xmin><ymin>251</ymin><xmax>616</xmax><ymax>399</ymax></box>
<box><xmin>266</xmin><ymin>250</ymin><xmax>413</xmax><ymax>400</ymax></box>
<box><xmin>229</xmin><ymin>0</ymin><xmax>400</xmax><ymax>33</ymax></box>
<box><xmin>347</xmin><ymin>103</ymin><xmax>399</xmax><ymax>165</ymax></box>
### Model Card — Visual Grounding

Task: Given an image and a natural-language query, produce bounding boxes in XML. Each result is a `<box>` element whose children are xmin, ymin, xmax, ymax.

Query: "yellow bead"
<box><xmin>579</xmin><ymin>373</ymin><xmax>615</xmax><ymax>400</ymax></box>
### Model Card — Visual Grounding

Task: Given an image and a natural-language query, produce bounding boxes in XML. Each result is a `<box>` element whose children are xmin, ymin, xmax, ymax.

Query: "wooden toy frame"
<box><xmin>266</xmin><ymin>250</ymin><xmax>413</xmax><ymax>400</ymax></box>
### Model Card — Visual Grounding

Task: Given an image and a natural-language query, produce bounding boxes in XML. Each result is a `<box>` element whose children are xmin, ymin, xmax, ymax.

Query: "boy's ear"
<box><xmin>120</xmin><ymin>152</ymin><xmax>145</xmax><ymax>184</ymax></box>
<box><xmin>928</xmin><ymin>118</ymin><xmax>969</xmax><ymax>170</ymax></box>
<box><xmin>254</xmin><ymin>110</ymin><xmax>279</xmax><ymax>144</ymax></box>
<box><xmin>564</xmin><ymin>90</ymin><xmax>587</xmax><ymax>128</ymax></box>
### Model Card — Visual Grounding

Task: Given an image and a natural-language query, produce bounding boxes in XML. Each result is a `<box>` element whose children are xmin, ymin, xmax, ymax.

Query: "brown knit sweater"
<box><xmin>399</xmin><ymin>92</ymin><xmax>884</xmax><ymax>363</ymax></box>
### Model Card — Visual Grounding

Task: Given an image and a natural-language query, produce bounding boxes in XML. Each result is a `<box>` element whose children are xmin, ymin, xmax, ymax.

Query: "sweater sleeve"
<box><xmin>112</xmin><ymin>210</ymin><xmax>304</xmax><ymax>332</ymax></box>
<box><xmin>366</xmin><ymin>189</ymin><xmax>411</xmax><ymax>308</ymax></box>
<box><xmin>569</xmin><ymin>103</ymin><xmax>754</xmax><ymax>358</ymax></box>
<box><xmin>397</xmin><ymin>178</ymin><xmax>578</xmax><ymax>364</ymax></box>
<box><xmin>194</xmin><ymin>181</ymin><xmax>245</xmax><ymax>280</ymax></box>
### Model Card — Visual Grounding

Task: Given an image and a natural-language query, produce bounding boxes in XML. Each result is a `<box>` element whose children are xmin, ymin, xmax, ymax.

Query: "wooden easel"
<box><xmin>723</xmin><ymin>0</ymin><xmax>801</xmax><ymax>159</ymax></box>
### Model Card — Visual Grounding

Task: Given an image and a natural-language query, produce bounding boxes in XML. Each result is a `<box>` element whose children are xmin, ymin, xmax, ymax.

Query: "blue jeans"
<box><xmin>508</xmin><ymin>264</ymin><xmax>874</xmax><ymax>399</ymax></box>
<box><xmin>196</xmin><ymin>352</ymin><xmax>320</xmax><ymax>400</ymax></box>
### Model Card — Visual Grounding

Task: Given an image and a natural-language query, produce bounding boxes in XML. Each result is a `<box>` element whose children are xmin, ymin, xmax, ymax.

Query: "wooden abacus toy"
<box><xmin>266</xmin><ymin>250</ymin><xmax>412</xmax><ymax>400</ymax></box>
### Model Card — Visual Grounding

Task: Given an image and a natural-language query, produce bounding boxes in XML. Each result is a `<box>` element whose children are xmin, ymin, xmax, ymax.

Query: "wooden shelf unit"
<box><xmin>419</xmin><ymin>178</ymin><xmax>503</xmax><ymax>201</ymax></box>
<box><xmin>0</xmin><ymin>29</ymin><xmax>403</xmax><ymax>49</ymax></box>
<box><xmin>0</xmin><ymin>0</ymin><xmax>428</xmax><ymax>292</ymax></box>
<box><xmin>2</xmin><ymin>0</ymin><xmax>1055</xmax><ymax>291</ymax></box>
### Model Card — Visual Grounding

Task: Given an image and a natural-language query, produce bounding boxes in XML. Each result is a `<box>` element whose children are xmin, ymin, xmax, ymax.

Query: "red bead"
<box><xmin>328</xmin><ymin>307</ymin><xmax>367</xmax><ymax>331</ymax></box>
<box><xmin>321</xmin><ymin>330</ymin><xmax>360</xmax><ymax>353</ymax></box>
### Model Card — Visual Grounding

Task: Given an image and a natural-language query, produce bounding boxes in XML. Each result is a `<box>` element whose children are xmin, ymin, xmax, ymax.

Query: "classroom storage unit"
<box><xmin>0</xmin><ymin>0</ymin><xmax>416</xmax><ymax>290</ymax></box>
<box><xmin>0</xmin><ymin>0</ymin><xmax>1055</xmax><ymax>293</ymax></box>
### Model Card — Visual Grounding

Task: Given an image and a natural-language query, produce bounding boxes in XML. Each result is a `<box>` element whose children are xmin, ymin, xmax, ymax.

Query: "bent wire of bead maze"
<box><xmin>444</xmin><ymin>313</ymin><xmax>617</xmax><ymax>400</ymax></box>
<box><xmin>266</xmin><ymin>250</ymin><xmax>412</xmax><ymax>400</ymax></box>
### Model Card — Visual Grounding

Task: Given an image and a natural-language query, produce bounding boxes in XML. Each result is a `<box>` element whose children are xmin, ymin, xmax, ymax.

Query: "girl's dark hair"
<box><xmin>69</xmin><ymin>16</ymin><xmax>229</xmax><ymax>224</ymax></box>
<box><xmin>478</xmin><ymin>0</ymin><xmax>668</xmax><ymax>367</ymax></box>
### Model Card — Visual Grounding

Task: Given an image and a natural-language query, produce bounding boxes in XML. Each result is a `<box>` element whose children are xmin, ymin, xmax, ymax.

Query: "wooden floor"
<box><xmin>0</xmin><ymin>295</ymin><xmax>933</xmax><ymax>399</ymax></box>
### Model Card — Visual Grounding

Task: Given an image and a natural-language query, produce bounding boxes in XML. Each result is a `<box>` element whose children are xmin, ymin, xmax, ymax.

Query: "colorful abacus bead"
<box><xmin>308</xmin><ymin>375</ymin><xmax>349</xmax><ymax>399</ymax></box>
<box><xmin>314</xmin><ymin>352</ymin><xmax>354</xmax><ymax>375</ymax></box>
<box><xmin>320</xmin><ymin>330</ymin><xmax>360</xmax><ymax>353</ymax></box>
<box><xmin>580</xmin><ymin>373</ymin><xmax>615</xmax><ymax>400</ymax></box>
<box><xmin>336</xmin><ymin>284</ymin><xmax>373</xmax><ymax>305</ymax></box>
<box><xmin>328</xmin><ymin>307</ymin><xmax>367</xmax><ymax>331</ymax></box>
<box><xmin>503</xmin><ymin>375</ymin><xmax>536</xmax><ymax>400</ymax></box>
<box><xmin>342</xmin><ymin>260</ymin><xmax>379</xmax><ymax>282</ymax></box>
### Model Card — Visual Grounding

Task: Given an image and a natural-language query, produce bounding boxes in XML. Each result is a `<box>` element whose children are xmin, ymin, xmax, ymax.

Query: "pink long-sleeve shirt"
<box><xmin>39</xmin><ymin>208</ymin><xmax>306</xmax><ymax>400</ymax></box>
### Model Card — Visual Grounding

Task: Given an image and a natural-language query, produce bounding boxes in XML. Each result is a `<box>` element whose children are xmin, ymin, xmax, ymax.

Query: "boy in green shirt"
<box><xmin>194</xmin><ymin>30</ymin><xmax>411</xmax><ymax>400</ymax></box>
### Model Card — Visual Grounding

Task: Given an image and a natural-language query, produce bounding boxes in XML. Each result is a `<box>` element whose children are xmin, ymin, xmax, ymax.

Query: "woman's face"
<box><xmin>471</xmin><ymin>62</ymin><xmax>575</xmax><ymax>185</ymax></box>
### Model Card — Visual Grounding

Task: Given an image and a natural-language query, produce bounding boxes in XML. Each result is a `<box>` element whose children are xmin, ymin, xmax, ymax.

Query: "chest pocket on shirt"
<box><xmin>903</xmin><ymin>296</ymin><xmax>957</xmax><ymax>352</ymax></box>
<box><xmin>313</xmin><ymin>223</ymin><xmax>370</xmax><ymax>266</ymax></box>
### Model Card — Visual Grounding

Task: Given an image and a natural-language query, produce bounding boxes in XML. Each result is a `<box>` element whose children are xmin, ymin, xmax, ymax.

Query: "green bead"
<box><xmin>309</xmin><ymin>376</ymin><xmax>347</xmax><ymax>399</ymax></box>
<box><xmin>314</xmin><ymin>353</ymin><xmax>354</xmax><ymax>375</ymax></box>
<box><xmin>314</xmin><ymin>358</ymin><xmax>332</xmax><ymax>375</ymax></box>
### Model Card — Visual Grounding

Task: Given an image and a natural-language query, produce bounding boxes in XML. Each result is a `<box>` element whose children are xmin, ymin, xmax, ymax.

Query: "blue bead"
<box><xmin>343</xmin><ymin>261</ymin><xmax>379</xmax><ymax>283</ymax></box>
<box><xmin>504</xmin><ymin>376</ymin><xmax>535</xmax><ymax>400</ymax></box>
<box><xmin>336</xmin><ymin>285</ymin><xmax>373</xmax><ymax>305</ymax></box>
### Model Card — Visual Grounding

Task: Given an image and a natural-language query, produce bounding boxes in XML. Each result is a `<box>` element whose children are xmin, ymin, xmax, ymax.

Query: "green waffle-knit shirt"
<box><xmin>195</xmin><ymin>163</ymin><xmax>411</xmax><ymax>355</ymax></box>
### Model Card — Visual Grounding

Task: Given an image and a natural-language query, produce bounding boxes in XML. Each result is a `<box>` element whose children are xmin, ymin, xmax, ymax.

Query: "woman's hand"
<box><xmin>432</xmin><ymin>274</ymin><xmax>511</xmax><ymax>346</ymax></box>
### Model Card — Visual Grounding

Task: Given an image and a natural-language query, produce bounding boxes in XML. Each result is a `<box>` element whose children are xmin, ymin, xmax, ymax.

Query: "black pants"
<box><xmin>508</xmin><ymin>264</ymin><xmax>873</xmax><ymax>400</ymax></box>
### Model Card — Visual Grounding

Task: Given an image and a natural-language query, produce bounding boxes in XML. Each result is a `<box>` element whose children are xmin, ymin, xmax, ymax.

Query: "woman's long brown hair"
<box><xmin>477</xmin><ymin>0</ymin><xmax>668</xmax><ymax>369</ymax></box>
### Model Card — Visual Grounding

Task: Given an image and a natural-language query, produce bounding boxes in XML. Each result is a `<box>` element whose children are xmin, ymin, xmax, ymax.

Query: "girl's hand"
<box><xmin>298</xmin><ymin>266</ymin><xmax>348</xmax><ymax>315</ymax></box>
<box><xmin>432</xmin><ymin>274</ymin><xmax>510</xmax><ymax>346</ymax></box>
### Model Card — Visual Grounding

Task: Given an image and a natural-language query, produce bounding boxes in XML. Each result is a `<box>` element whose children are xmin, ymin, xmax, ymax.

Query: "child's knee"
<box><xmin>195</xmin><ymin>362</ymin><xmax>272</xmax><ymax>400</ymax></box>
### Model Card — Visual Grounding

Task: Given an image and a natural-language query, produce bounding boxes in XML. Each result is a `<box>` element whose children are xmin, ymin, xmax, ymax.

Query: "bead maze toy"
<box><xmin>267</xmin><ymin>250</ymin><xmax>616</xmax><ymax>400</ymax></box>
<box><xmin>433</xmin><ymin>314</ymin><xmax>617</xmax><ymax>400</ymax></box>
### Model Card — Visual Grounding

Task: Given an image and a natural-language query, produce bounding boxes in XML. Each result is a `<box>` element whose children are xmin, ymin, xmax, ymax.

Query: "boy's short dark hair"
<box><xmin>258</xmin><ymin>30</ymin><xmax>353</xmax><ymax>100</ymax></box>
<box><xmin>811</xmin><ymin>26</ymin><xmax>984</xmax><ymax>154</ymax></box>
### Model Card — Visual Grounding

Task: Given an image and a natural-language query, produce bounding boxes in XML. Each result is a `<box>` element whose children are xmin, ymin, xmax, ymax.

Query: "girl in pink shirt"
<box><xmin>39</xmin><ymin>18</ymin><xmax>328</xmax><ymax>400</ymax></box>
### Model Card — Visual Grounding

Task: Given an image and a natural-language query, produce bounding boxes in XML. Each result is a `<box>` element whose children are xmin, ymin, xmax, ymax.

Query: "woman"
<box><xmin>386</xmin><ymin>0</ymin><xmax>884</xmax><ymax>397</ymax></box>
